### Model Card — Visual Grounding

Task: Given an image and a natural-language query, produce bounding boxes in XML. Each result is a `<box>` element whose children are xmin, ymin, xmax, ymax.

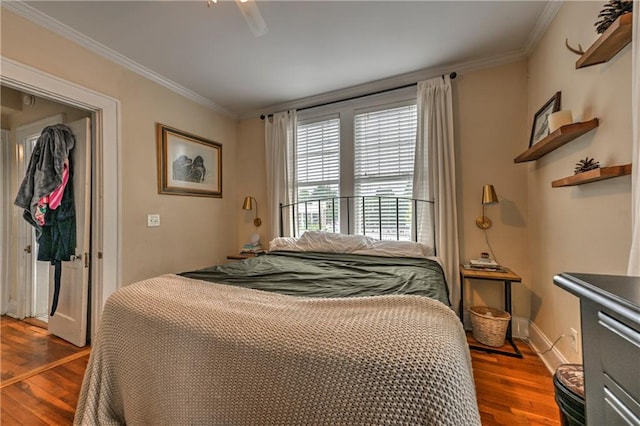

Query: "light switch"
<box><xmin>147</xmin><ymin>214</ymin><xmax>160</xmax><ymax>227</ymax></box>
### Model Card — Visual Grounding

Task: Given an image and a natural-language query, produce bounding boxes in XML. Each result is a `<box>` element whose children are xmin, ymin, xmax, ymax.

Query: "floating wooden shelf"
<box><xmin>576</xmin><ymin>13</ymin><xmax>633</xmax><ymax>69</ymax></box>
<box><xmin>551</xmin><ymin>164</ymin><xmax>632</xmax><ymax>187</ymax></box>
<box><xmin>514</xmin><ymin>118</ymin><xmax>599</xmax><ymax>163</ymax></box>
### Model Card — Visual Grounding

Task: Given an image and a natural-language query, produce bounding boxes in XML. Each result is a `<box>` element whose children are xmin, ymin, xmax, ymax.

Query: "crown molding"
<box><xmin>2</xmin><ymin>1</ymin><xmax>237</xmax><ymax>118</ymax></box>
<box><xmin>524</xmin><ymin>0</ymin><xmax>563</xmax><ymax>56</ymax></box>
<box><xmin>246</xmin><ymin>48</ymin><xmax>527</xmax><ymax>120</ymax></box>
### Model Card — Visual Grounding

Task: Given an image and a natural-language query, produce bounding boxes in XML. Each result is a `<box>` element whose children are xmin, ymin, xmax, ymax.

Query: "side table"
<box><xmin>226</xmin><ymin>253</ymin><xmax>256</xmax><ymax>260</ymax></box>
<box><xmin>459</xmin><ymin>265</ymin><xmax>523</xmax><ymax>358</ymax></box>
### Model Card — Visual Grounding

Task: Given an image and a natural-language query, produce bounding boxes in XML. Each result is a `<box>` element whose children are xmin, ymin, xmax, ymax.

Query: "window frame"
<box><xmin>295</xmin><ymin>87</ymin><xmax>418</xmax><ymax>236</ymax></box>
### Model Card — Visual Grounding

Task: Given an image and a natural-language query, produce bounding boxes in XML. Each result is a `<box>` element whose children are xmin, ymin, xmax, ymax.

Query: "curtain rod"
<box><xmin>260</xmin><ymin>72</ymin><xmax>457</xmax><ymax>120</ymax></box>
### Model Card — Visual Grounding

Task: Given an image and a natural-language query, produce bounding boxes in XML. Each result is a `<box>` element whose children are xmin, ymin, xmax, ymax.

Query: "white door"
<box><xmin>13</xmin><ymin>114</ymin><xmax>65</xmax><ymax>320</ymax></box>
<box><xmin>48</xmin><ymin>118</ymin><xmax>91</xmax><ymax>347</ymax></box>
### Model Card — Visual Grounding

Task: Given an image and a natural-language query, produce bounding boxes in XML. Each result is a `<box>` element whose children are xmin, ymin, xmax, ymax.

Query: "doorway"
<box><xmin>1</xmin><ymin>56</ymin><xmax>120</xmax><ymax>345</ymax></box>
<box><xmin>1</xmin><ymin>86</ymin><xmax>92</xmax><ymax>345</ymax></box>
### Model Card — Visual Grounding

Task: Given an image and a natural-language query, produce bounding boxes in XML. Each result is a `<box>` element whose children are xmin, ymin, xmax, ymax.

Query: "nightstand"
<box><xmin>459</xmin><ymin>265</ymin><xmax>523</xmax><ymax>358</ymax></box>
<box><xmin>226</xmin><ymin>253</ymin><xmax>256</xmax><ymax>260</ymax></box>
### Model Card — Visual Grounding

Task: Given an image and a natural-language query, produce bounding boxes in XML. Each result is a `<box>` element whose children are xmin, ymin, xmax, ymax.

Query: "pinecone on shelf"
<box><xmin>574</xmin><ymin>157</ymin><xmax>600</xmax><ymax>174</ymax></box>
<box><xmin>595</xmin><ymin>0</ymin><xmax>633</xmax><ymax>34</ymax></box>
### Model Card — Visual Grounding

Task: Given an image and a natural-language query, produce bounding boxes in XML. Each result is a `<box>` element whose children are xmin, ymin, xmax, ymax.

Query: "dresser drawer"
<box><xmin>603</xmin><ymin>375</ymin><xmax>640</xmax><ymax>425</ymax></box>
<box><xmin>597</xmin><ymin>311</ymin><xmax>640</xmax><ymax>407</ymax></box>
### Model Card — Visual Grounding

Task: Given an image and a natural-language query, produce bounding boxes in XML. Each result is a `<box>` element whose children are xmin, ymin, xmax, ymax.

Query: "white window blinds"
<box><xmin>295</xmin><ymin>117</ymin><xmax>340</xmax><ymax>232</ymax></box>
<box><xmin>354</xmin><ymin>104</ymin><xmax>417</xmax><ymax>240</ymax></box>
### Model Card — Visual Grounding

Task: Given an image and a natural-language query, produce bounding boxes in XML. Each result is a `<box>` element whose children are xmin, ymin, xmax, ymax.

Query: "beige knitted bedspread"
<box><xmin>75</xmin><ymin>274</ymin><xmax>480</xmax><ymax>425</ymax></box>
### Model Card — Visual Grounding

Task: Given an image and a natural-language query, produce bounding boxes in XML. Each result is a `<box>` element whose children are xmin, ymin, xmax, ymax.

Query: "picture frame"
<box><xmin>529</xmin><ymin>91</ymin><xmax>561</xmax><ymax>148</ymax></box>
<box><xmin>156</xmin><ymin>123</ymin><xmax>222</xmax><ymax>197</ymax></box>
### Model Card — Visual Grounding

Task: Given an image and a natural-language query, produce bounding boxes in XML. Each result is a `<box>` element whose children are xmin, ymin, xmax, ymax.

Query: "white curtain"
<box><xmin>414</xmin><ymin>76</ymin><xmax>460</xmax><ymax>311</ymax></box>
<box><xmin>265</xmin><ymin>110</ymin><xmax>297</xmax><ymax>241</ymax></box>
<box><xmin>629</xmin><ymin>5</ymin><xmax>640</xmax><ymax>276</ymax></box>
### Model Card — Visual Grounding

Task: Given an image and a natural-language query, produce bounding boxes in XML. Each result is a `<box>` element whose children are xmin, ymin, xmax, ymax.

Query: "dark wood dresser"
<box><xmin>554</xmin><ymin>273</ymin><xmax>640</xmax><ymax>425</ymax></box>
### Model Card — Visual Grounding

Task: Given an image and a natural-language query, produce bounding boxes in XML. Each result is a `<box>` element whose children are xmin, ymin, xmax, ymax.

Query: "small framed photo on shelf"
<box><xmin>156</xmin><ymin>123</ymin><xmax>222</xmax><ymax>197</ymax></box>
<box><xmin>529</xmin><ymin>91</ymin><xmax>561</xmax><ymax>148</ymax></box>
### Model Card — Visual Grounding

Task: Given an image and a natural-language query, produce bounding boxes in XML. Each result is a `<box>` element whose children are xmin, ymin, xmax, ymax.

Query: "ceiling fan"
<box><xmin>207</xmin><ymin>0</ymin><xmax>269</xmax><ymax>38</ymax></box>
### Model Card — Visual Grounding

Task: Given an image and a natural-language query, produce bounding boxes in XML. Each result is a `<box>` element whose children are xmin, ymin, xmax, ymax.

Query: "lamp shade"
<box><xmin>481</xmin><ymin>184</ymin><xmax>498</xmax><ymax>205</ymax></box>
<box><xmin>242</xmin><ymin>196</ymin><xmax>261</xmax><ymax>227</ymax></box>
<box><xmin>242</xmin><ymin>196</ymin><xmax>253</xmax><ymax>210</ymax></box>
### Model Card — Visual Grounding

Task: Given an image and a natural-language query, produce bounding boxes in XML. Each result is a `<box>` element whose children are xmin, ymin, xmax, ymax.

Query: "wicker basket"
<box><xmin>468</xmin><ymin>306</ymin><xmax>511</xmax><ymax>347</ymax></box>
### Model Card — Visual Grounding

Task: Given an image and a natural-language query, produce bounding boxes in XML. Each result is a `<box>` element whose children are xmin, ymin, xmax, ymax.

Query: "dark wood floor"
<box><xmin>467</xmin><ymin>334</ymin><xmax>560</xmax><ymax>425</ymax></box>
<box><xmin>1</xmin><ymin>315</ymin><xmax>560</xmax><ymax>425</ymax></box>
<box><xmin>1</xmin><ymin>316</ymin><xmax>90</xmax><ymax>425</ymax></box>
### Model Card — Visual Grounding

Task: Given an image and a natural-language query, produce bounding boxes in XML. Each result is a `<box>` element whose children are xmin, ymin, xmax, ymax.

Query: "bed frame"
<box><xmin>279</xmin><ymin>196</ymin><xmax>434</xmax><ymax>244</ymax></box>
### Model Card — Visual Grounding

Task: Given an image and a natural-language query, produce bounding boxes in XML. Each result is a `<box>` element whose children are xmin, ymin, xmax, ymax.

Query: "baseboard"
<box><xmin>511</xmin><ymin>316</ymin><xmax>529</xmax><ymax>339</ymax></box>
<box><xmin>464</xmin><ymin>315</ymin><xmax>567</xmax><ymax>373</ymax></box>
<box><xmin>5</xmin><ymin>301</ymin><xmax>18</xmax><ymax>318</ymax></box>
<box><xmin>527</xmin><ymin>321</ymin><xmax>569</xmax><ymax>374</ymax></box>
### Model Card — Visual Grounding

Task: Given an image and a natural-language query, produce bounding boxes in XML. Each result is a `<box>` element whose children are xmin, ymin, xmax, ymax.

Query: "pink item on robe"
<box><xmin>48</xmin><ymin>161</ymin><xmax>69</xmax><ymax>210</ymax></box>
<box><xmin>34</xmin><ymin>161</ymin><xmax>69</xmax><ymax>226</ymax></box>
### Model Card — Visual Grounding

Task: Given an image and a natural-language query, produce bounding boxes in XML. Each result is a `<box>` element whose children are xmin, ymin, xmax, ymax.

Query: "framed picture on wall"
<box><xmin>156</xmin><ymin>123</ymin><xmax>222</xmax><ymax>197</ymax></box>
<box><xmin>529</xmin><ymin>91</ymin><xmax>561</xmax><ymax>148</ymax></box>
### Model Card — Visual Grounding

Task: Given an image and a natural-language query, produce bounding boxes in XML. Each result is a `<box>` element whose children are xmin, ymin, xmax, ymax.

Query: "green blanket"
<box><xmin>181</xmin><ymin>251</ymin><xmax>450</xmax><ymax>307</ymax></box>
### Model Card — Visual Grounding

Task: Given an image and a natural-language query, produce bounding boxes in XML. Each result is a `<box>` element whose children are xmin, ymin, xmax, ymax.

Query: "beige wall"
<box><xmin>1</xmin><ymin>9</ymin><xmax>240</xmax><ymax>285</ymax></box>
<box><xmin>236</xmin><ymin>118</ymin><xmax>268</xmax><ymax>249</ymax></box>
<box><xmin>527</xmin><ymin>1</ymin><xmax>632</xmax><ymax>362</ymax></box>
<box><xmin>454</xmin><ymin>61</ymin><xmax>530</xmax><ymax>327</ymax></box>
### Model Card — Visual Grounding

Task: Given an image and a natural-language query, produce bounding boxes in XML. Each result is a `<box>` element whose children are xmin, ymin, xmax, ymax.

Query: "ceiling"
<box><xmin>12</xmin><ymin>1</ymin><xmax>557</xmax><ymax>118</ymax></box>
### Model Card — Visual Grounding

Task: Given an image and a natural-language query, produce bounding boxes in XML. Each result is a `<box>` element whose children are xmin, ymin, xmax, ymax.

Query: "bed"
<box><xmin>75</xmin><ymin>229</ymin><xmax>480</xmax><ymax>425</ymax></box>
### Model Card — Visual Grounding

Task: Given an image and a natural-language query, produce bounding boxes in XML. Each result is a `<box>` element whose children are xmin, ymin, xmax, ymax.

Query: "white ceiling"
<box><xmin>13</xmin><ymin>1</ymin><xmax>557</xmax><ymax>118</ymax></box>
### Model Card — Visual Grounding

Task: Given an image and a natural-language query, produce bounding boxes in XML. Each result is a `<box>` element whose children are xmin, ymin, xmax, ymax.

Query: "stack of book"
<box><xmin>466</xmin><ymin>258</ymin><xmax>504</xmax><ymax>272</ymax></box>
<box><xmin>240</xmin><ymin>241</ymin><xmax>265</xmax><ymax>255</ymax></box>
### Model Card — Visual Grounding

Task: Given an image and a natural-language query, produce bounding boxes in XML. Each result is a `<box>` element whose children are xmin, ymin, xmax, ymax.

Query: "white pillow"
<box><xmin>268</xmin><ymin>236</ymin><xmax>300</xmax><ymax>252</ymax></box>
<box><xmin>269</xmin><ymin>232</ymin><xmax>435</xmax><ymax>258</ymax></box>
<box><xmin>268</xmin><ymin>231</ymin><xmax>374</xmax><ymax>254</ymax></box>
<box><xmin>353</xmin><ymin>239</ymin><xmax>434</xmax><ymax>258</ymax></box>
<box><xmin>296</xmin><ymin>231</ymin><xmax>374</xmax><ymax>253</ymax></box>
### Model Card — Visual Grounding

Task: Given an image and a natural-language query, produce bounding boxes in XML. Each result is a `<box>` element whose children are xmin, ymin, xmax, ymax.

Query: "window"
<box><xmin>295</xmin><ymin>116</ymin><xmax>340</xmax><ymax>232</ymax></box>
<box><xmin>354</xmin><ymin>104</ymin><xmax>417</xmax><ymax>239</ymax></box>
<box><xmin>295</xmin><ymin>89</ymin><xmax>419</xmax><ymax>240</ymax></box>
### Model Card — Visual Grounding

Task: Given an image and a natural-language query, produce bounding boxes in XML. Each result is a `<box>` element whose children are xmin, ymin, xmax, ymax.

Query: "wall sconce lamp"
<box><xmin>242</xmin><ymin>196</ymin><xmax>262</xmax><ymax>227</ymax></box>
<box><xmin>475</xmin><ymin>184</ymin><xmax>499</xmax><ymax>229</ymax></box>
